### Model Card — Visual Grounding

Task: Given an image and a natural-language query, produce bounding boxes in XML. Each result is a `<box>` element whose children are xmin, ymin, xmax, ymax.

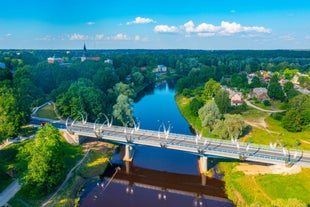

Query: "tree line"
<box><xmin>0</xmin><ymin>49</ymin><xmax>310</xmax><ymax>142</ymax></box>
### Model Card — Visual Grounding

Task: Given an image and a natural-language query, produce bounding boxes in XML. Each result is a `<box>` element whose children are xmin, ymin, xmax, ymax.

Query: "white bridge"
<box><xmin>65</xmin><ymin>118</ymin><xmax>310</xmax><ymax>174</ymax></box>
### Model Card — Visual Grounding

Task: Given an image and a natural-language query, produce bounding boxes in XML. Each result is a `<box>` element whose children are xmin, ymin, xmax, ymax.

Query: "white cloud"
<box><xmin>68</xmin><ymin>33</ymin><xmax>88</xmax><ymax>40</ymax></box>
<box><xmin>108</xmin><ymin>33</ymin><xmax>130</xmax><ymax>40</ymax></box>
<box><xmin>197</xmin><ymin>33</ymin><xmax>216</xmax><ymax>37</ymax></box>
<box><xmin>95</xmin><ymin>34</ymin><xmax>104</xmax><ymax>40</ymax></box>
<box><xmin>87</xmin><ymin>22</ymin><xmax>95</xmax><ymax>26</ymax></box>
<box><xmin>127</xmin><ymin>17</ymin><xmax>156</xmax><ymax>25</ymax></box>
<box><xmin>179</xmin><ymin>20</ymin><xmax>271</xmax><ymax>37</ymax></box>
<box><xmin>5</xmin><ymin>33</ymin><xmax>12</xmax><ymax>37</ymax></box>
<box><xmin>35</xmin><ymin>35</ymin><xmax>55</xmax><ymax>41</ymax></box>
<box><xmin>154</xmin><ymin>25</ymin><xmax>179</xmax><ymax>33</ymax></box>
<box><xmin>184</xmin><ymin>21</ymin><xmax>219</xmax><ymax>33</ymax></box>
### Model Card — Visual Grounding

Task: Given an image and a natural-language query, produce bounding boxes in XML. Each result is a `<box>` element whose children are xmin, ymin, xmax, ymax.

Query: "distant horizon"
<box><xmin>1</xmin><ymin>48</ymin><xmax>310</xmax><ymax>51</ymax></box>
<box><xmin>1</xmin><ymin>0</ymin><xmax>310</xmax><ymax>50</ymax></box>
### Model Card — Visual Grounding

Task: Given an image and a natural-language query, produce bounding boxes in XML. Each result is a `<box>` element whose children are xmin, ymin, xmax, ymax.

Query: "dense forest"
<box><xmin>0</xmin><ymin>49</ymin><xmax>309</xmax><ymax>142</ymax></box>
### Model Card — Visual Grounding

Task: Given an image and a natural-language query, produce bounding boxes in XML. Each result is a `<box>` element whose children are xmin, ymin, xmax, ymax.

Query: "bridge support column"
<box><xmin>123</xmin><ymin>145</ymin><xmax>135</xmax><ymax>174</ymax></box>
<box><xmin>198</xmin><ymin>156</ymin><xmax>208</xmax><ymax>186</ymax></box>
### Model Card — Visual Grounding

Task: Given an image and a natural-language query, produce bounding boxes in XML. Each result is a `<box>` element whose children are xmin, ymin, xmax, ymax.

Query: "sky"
<box><xmin>1</xmin><ymin>0</ymin><xmax>310</xmax><ymax>50</ymax></box>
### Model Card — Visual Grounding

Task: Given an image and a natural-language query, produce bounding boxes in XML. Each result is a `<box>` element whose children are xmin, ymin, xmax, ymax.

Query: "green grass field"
<box><xmin>34</xmin><ymin>104</ymin><xmax>59</xmax><ymax>120</ymax></box>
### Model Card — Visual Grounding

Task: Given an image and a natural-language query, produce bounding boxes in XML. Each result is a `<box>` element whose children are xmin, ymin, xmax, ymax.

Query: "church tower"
<box><xmin>81</xmin><ymin>43</ymin><xmax>87</xmax><ymax>62</ymax></box>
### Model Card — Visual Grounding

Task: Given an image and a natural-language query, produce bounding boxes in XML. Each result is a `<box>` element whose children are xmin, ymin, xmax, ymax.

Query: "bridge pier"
<box><xmin>198</xmin><ymin>156</ymin><xmax>208</xmax><ymax>186</ymax></box>
<box><xmin>123</xmin><ymin>145</ymin><xmax>135</xmax><ymax>174</ymax></box>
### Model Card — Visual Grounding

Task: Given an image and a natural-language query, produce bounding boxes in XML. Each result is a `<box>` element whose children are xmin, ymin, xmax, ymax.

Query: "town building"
<box><xmin>252</xmin><ymin>87</ymin><xmax>269</xmax><ymax>102</ymax></box>
<box><xmin>47</xmin><ymin>57</ymin><xmax>62</xmax><ymax>64</ymax></box>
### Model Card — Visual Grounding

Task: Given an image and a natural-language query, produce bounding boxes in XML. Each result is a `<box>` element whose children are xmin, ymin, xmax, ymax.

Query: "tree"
<box><xmin>298</xmin><ymin>75</ymin><xmax>310</xmax><ymax>89</ymax></box>
<box><xmin>267</xmin><ymin>75</ymin><xmax>285</xmax><ymax>101</ymax></box>
<box><xmin>198</xmin><ymin>101</ymin><xmax>221</xmax><ymax>130</ymax></box>
<box><xmin>0</xmin><ymin>86</ymin><xmax>23</xmax><ymax>142</ymax></box>
<box><xmin>212</xmin><ymin>114</ymin><xmax>247</xmax><ymax>140</ymax></box>
<box><xmin>214</xmin><ymin>89</ymin><xmax>230</xmax><ymax>114</ymax></box>
<box><xmin>203</xmin><ymin>78</ymin><xmax>221</xmax><ymax>99</ymax></box>
<box><xmin>283</xmin><ymin>68</ymin><xmax>299</xmax><ymax>80</ymax></box>
<box><xmin>17</xmin><ymin>124</ymin><xmax>66</xmax><ymax>197</ymax></box>
<box><xmin>282</xmin><ymin>94</ymin><xmax>310</xmax><ymax>132</ymax></box>
<box><xmin>56</xmin><ymin>79</ymin><xmax>106</xmax><ymax>121</ymax></box>
<box><xmin>212</xmin><ymin>120</ymin><xmax>229</xmax><ymax>139</ymax></box>
<box><xmin>283</xmin><ymin>81</ymin><xmax>299</xmax><ymax>100</ymax></box>
<box><xmin>113</xmin><ymin>94</ymin><xmax>134</xmax><ymax>126</ymax></box>
<box><xmin>224</xmin><ymin>114</ymin><xmax>247</xmax><ymax>140</ymax></box>
<box><xmin>250</xmin><ymin>76</ymin><xmax>265</xmax><ymax>88</ymax></box>
<box><xmin>189</xmin><ymin>98</ymin><xmax>204</xmax><ymax>116</ymax></box>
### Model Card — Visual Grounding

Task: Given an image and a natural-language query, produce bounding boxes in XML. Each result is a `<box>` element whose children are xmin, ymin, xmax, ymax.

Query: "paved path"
<box><xmin>0</xmin><ymin>179</ymin><xmax>21</xmax><ymax>207</ymax></box>
<box><xmin>244</xmin><ymin>100</ymin><xmax>285</xmax><ymax>113</ymax></box>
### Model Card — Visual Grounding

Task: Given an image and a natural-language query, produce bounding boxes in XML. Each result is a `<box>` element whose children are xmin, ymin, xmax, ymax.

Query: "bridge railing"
<box><xmin>69</xmin><ymin>122</ymin><xmax>293</xmax><ymax>163</ymax></box>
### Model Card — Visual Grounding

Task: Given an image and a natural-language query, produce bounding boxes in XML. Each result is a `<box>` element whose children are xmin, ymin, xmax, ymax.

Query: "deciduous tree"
<box><xmin>17</xmin><ymin>124</ymin><xmax>66</xmax><ymax>197</ymax></box>
<box><xmin>198</xmin><ymin>101</ymin><xmax>221</xmax><ymax>130</ymax></box>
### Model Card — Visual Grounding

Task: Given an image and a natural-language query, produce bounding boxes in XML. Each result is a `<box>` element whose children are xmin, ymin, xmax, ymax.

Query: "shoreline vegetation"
<box><xmin>175</xmin><ymin>93</ymin><xmax>310</xmax><ymax>207</ymax></box>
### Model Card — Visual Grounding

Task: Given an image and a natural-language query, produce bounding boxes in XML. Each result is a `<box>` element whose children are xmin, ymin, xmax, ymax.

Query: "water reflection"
<box><xmin>79</xmin><ymin>81</ymin><xmax>234</xmax><ymax>206</ymax></box>
<box><xmin>79</xmin><ymin>163</ymin><xmax>234</xmax><ymax>207</ymax></box>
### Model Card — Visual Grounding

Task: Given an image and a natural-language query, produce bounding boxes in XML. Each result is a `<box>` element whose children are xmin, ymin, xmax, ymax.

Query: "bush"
<box><xmin>263</xmin><ymin>99</ymin><xmax>271</xmax><ymax>106</ymax></box>
<box><xmin>270</xmin><ymin>112</ymin><xmax>284</xmax><ymax>121</ymax></box>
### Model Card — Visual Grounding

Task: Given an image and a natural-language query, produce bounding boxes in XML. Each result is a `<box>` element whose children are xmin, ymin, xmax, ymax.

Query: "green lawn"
<box><xmin>0</xmin><ymin>141</ymin><xmax>30</xmax><ymax>192</ymax></box>
<box><xmin>34</xmin><ymin>104</ymin><xmax>59</xmax><ymax>120</ymax></box>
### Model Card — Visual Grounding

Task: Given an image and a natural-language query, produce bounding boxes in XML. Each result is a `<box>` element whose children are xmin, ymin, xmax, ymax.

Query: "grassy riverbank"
<box><xmin>175</xmin><ymin>94</ymin><xmax>310</xmax><ymax>207</ymax></box>
<box><xmin>45</xmin><ymin>141</ymin><xmax>114</xmax><ymax>207</ymax></box>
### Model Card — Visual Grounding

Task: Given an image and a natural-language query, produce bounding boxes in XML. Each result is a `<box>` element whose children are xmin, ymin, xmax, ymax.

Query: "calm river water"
<box><xmin>79</xmin><ymin>81</ymin><xmax>234</xmax><ymax>207</ymax></box>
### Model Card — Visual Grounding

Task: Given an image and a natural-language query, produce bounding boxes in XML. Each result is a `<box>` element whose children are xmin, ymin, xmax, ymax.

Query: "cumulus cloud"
<box><xmin>154</xmin><ymin>25</ymin><xmax>179</xmax><ymax>33</ymax></box>
<box><xmin>184</xmin><ymin>21</ymin><xmax>219</xmax><ymax>33</ymax></box>
<box><xmin>181</xmin><ymin>20</ymin><xmax>271</xmax><ymax>37</ymax></box>
<box><xmin>127</xmin><ymin>17</ymin><xmax>156</xmax><ymax>25</ymax></box>
<box><xmin>68</xmin><ymin>33</ymin><xmax>89</xmax><ymax>40</ymax></box>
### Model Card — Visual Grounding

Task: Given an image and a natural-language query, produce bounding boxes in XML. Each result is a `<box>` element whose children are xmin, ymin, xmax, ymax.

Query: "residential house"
<box><xmin>252</xmin><ymin>87</ymin><xmax>269</xmax><ymax>102</ymax></box>
<box><xmin>222</xmin><ymin>86</ymin><xmax>243</xmax><ymax>106</ymax></box>
<box><xmin>47</xmin><ymin>57</ymin><xmax>62</xmax><ymax>64</ymax></box>
<box><xmin>230</xmin><ymin>92</ymin><xmax>243</xmax><ymax>106</ymax></box>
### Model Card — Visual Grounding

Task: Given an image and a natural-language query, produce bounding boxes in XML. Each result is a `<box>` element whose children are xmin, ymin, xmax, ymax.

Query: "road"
<box><xmin>0</xmin><ymin>179</ymin><xmax>21</xmax><ymax>207</ymax></box>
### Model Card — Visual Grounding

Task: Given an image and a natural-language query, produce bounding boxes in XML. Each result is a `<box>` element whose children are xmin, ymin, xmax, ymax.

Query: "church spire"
<box><xmin>83</xmin><ymin>43</ymin><xmax>87</xmax><ymax>52</ymax></box>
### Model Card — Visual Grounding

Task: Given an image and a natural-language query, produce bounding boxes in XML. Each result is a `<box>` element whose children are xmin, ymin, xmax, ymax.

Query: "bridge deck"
<box><xmin>67</xmin><ymin>122</ymin><xmax>310</xmax><ymax>167</ymax></box>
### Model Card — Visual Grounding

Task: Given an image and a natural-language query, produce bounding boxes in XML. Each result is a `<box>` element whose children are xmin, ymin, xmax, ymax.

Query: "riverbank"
<box><xmin>175</xmin><ymin>94</ymin><xmax>310</xmax><ymax>207</ymax></box>
<box><xmin>44</xmin><ymin>141</ymin><xmax>115</xmax><ymax>207</ymax></box>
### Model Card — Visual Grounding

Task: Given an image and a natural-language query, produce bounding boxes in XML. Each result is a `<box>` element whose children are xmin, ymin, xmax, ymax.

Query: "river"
<box><xmin>79</xmin><ymin>81</ymin><xmax>234</xmax><ymax>207</ymax></box>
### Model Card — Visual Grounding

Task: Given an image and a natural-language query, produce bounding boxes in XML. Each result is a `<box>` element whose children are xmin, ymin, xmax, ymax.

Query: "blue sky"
<box><xmin>1</xmin><ymin>0</ymin><xmax>310</xmax><ymax>49</ymax></box>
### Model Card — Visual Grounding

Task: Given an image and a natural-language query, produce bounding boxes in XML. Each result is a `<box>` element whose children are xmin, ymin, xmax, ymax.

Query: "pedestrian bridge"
<box><xmin>66</xmin><ymin>120</ymin><xmax>310</xmax><ymax>172</ymax></box>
